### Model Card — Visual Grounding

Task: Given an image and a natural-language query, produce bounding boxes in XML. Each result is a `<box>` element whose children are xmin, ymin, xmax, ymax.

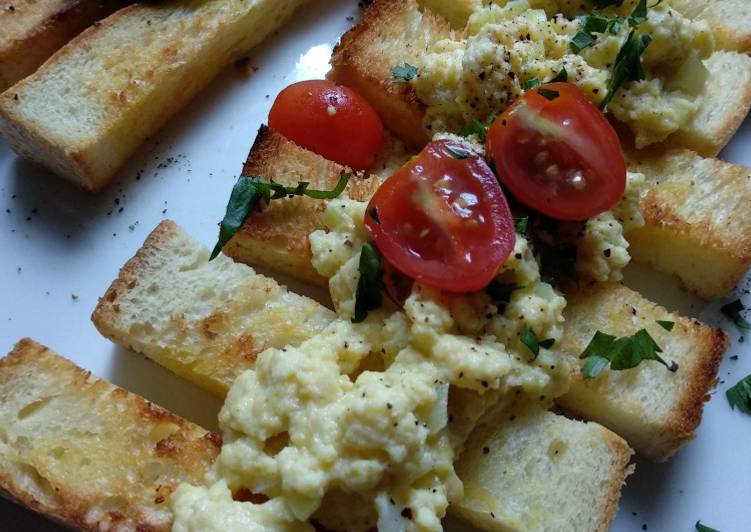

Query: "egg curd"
<box><xmin>412</xmin><ymin>0</ymin><xmax>713</xmax><ymax>148</ymax></box>
<box><xmin>171</xmin><ymin>197</ymin><xmax>574</xmax><ymax>531</ymax></box>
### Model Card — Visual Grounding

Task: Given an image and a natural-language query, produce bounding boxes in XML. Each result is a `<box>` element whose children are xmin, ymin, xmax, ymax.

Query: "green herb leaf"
<box><xmin>570</xmin><ymin>30</ymin><xmax>596</xmax><ymax>53</ymax></box>
<box><xmin>520</xmin><ymin>325</ymin><xmax>555</xmax><ymax>359</ymax></box>
<box><xmin>523</xmin><ymin>77</ymin><xmax>542</xmax><ymax>90</ymax></box>
<box><xmin>210</xmin><ymin>173</ymin><xmax>351</xmax><ymax>260</ymax></box>
<box><xmin>352</xmin><ymin>243</ymin><xmax>383</xmax><ymax>323</ymax></box>
<box><xmin>579</xmin><ymin>328</ymin><xmax>677</xmax><ymax>379</ymax></box>
<box><xmin>210</xmin><ymin>176</ymin><xmax>265</xmax><ymax>260</ymax></box>
<box><xmin>537</xmin><ymin>88</ymin><xmax>560</xmax><ymax>101</ymax></box>
<box><xmin>720</xmin><ymin>299</ymin><xmax>751</xmax><ymax>331</ymax></box>
<box><xmin>695</xmin><ymin>520</ymin><xmax>720</xmax><ymax>532</ymax></box>
<box><xmin>520</xmin><ymin>326</ymin><xmax>540</xmax><ymax>358</ymax></box>
<box><xmin>628</xmin><ymin>0</ymin><xmax>648</xmax><ymax>26</ymax></box>
<box><xmin>583</xmin><ymin>355</ymin><xmax>611</xmax><ymax>379</ymax></box>
<box><xmin>392</xmin><ymin>63</ymin><xmax>419</xmax><ymax>83</ymax></box>
<box><xmin>539</xmin><ymin>338</ymin><xmax>556</xmax><ymax>349</ymax></box>
<box><xmin>514</xmin><ymin>216</ymin><xmax>529</xmax><ymax>234</ymax></box>
<box><xmin>600</xmin><ymin>30</ymin><xmax>652</xmax><ymax>110</ymax></box>
<box><xmin>459</xmin><ymin>119</ymin><xmax>488</xmax><ymax>142</ymax></box>
<box><xmin>726</xmin><ymin>373</ymin><xmax>751</xmax><ymax>415</ymax></box>
<box><xmin>656</xmin><ymin>320</ymin><xmax>674</xmax><ymax>331</ymax></box>
<box><xmin>447</xmin><ymin>146</ymin><xmax>471</xmax><ymax>159</ymax></box>
<box><xmin>524</xmin><ymin>69</ymin><xmax>568</xmax><ymax>90</ymax></box>
<box><xmin>549</xmin><ymin>67</ymin><xmax>568</xmax><ymax>83</ymax></box>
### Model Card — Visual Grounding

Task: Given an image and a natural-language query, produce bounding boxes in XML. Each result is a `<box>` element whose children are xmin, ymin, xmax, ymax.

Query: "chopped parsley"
<box><xmin>720</xmin><ymin>299</ymin><xmax>751</xmax><ymax>331</ymax></box>
<box><xmin>523</xmin><ymin>77</ymin><xmax>542</xmax><ymax>90</ymax></box>
<box><xmin>459</xmin><ymin>119</ymin><xmax>488</xmax><ymax>142</ymax></box>
<box><xmin>570</xmin><ymin>31</ymin><xmax>597</xmax><ymax>53</ymax></box>
<box><xmin>599</xmin><ymin>30</ymin><xmax>652</xmax><ymax>110</ymax></box>
<box><xmin>695</xmin><ymin>521</ymin><xmax>720</xmax><ymax>532</ymax></box>
<box><xmin>523</xmin><ymin>68</ymin><xmax>567</xmax><ymax>90</ymax></box>
<box><xmin>579</xmin><ymin>329</ymin><xmax>678</xmax><ymax>379</ymax></box>
<box><xmin>726</xmin><ymin>373</ymin><xmax>751</xmax><ymax>415</ymax></box>
<box><xmin>656</xmin><ymin>320</ymin><xmax>674</xmax><ymax>331</ymax></box>
<box><xmin>520</xmin><ymin>325</ymin><xmax>555</xmax><ymax>359</ymax></box>
<box><xmin>391</xmin><ymin>63</ymin><xmax>419</xmax><ymax>83</ymax></box>
<box><xmin>210</xmin><ymin>173</ymin><xmax>350</xmax><ymax>260</ymax></box>
<box><xmin>549</xmin><ymin>67</ymin><xmax>568</xmax><ymax>83</ymax></box>
<box><xmin>352</xmin><ymin>242</ymin><xmax>383</xmax><ymax>323</ymax></box>
<box><xmin>537</xmin><ymin>88</ymin><xmax>560</xmax><ymax>101</ymax></box>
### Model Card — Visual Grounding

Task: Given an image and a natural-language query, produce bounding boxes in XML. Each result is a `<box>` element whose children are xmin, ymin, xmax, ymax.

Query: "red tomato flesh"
<box><xmin>365</xmin><ymin>140</ymin><xmax>516</xmax><ymax>293</ymax></box>
<box><xmin>486</xmin><ymin>82</ymin><xmax>626</xmax><ymax>221</ymax></box>
<box><xmin>268</xmin><ymin>80</ymin><xmax>384</xmax><ymax>170</ymax></box>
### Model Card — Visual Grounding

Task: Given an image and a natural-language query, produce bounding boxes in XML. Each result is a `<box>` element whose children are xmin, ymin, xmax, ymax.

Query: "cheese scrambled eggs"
<box><xmin>172</xmin><ymin>199</ymin><xmax>570</xmax><ymax>531</ymax></box>
<box><xmin>412</xmin><ymin>0</ymin><xmax>713</xmax><ymax>148</ymax></box>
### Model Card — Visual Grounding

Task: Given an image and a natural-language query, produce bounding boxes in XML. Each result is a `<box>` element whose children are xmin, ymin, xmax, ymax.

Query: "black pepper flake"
<box><xmin>401</xmin><ymin>508</ymin><xmax>412</xmax><ymax>520</ymax></box>
<box><xmin>731</xmin><ymin>355</ymin><xmax>739</xmax><ymax>360</ymax></box>
<box><xmin>483</xmin><ymin>446</ymin><xmax>490</xmax><ymax>454</ymax></box>
<box><xmin>386</xmin><ymin>403</ymin><xmax>393</xmax><ymax>409</ymax></box>
<box><xmin>603</xmin><ymin>248</ymin><xmax>611</xmax><ymax>258</ymax></box>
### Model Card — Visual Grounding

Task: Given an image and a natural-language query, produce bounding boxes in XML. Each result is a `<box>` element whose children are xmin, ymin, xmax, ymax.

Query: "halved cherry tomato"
<box><xmin>364</xmin><ymin>140</ymin><xmax>515</xmax><ymax>293</ymax></box>
<box><xmin>486</xmin><ymin>82</ymin><xmax>626</xmax><ymax>221</ymax></box>
<box><xmin>268</xmin><ymin>80</ymin><xmax>384</xmax><ymax>170</ymax></box>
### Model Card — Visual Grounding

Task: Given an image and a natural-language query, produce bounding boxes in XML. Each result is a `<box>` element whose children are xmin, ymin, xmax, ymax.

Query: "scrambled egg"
<box><xmin>412</xmin><ymin>0</ymin><xmax>713</xmax><ymax>148</ymax></box>
<box><xmin>575</xmin><ymin>171</ymin><xmax>646</xmax><ymax>282</ymax></box>
<box><xmin>173</xmin><ymin>200</ymin><xmax>570</xmax><ymax>531</ymax></box>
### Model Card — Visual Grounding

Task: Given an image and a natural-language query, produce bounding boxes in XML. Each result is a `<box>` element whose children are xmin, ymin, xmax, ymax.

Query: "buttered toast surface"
<box><xmin>1</xmin><ymin>0</ymin><xmax>751</xmax><ymax>531</ymax></box>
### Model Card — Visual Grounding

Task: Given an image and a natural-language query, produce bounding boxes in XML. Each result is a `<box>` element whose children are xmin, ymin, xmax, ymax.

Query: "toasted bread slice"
<box><xmin>329</xmin><ymin>0</ymin><xmax>450</xmax><ymax>148</ymax></box>
<box><xmin>671</xmin><ymin>0</ymin><xmax>751</xmax><ymax>53</ymax></box>
<box><xmin>0</xmin><ymin>1</ymin><xmax>121</xmax><ymax>91</ymax></box>
<box><xmin>626</xmin><ymin>148</ymin><xmax>751</xmax><ymax>299</ymax></box>
<box><xmin>232</xmin><ymin>121</ymin><xmax>751</xmax><ymax>301</ymax></box>
<box><xmin>94</xmin><ymin>226</ymin><xmax>634</xmax><ymax>531</ymax></box>
<box><xmin>223</xmin><ymin>126</ymin><xmax>383</xmax><ymax>287</ymax></box>
<box><xmin>666</xmin><ymin>51</ymin><xmax>751</xmax><ymax>157</ymax></box>
<box><xmin>0</xmin><ymin>0</ymin><xmax>307</xmax><ymax>191</ymax></box>
<box><xmin>92</xmin><ymin>220</ymin><xmax>335</xmax><ymax>397</ymax></box>
<box><xmin>2</xmin><ymin>343</ymin><xmax>629</xmax><ymax>532</ymax></box>
<box><xmin>453</xmin><ymin>407</ymin><xmax>633</xmax><ymax>532</ymax></box>
<box><xmin>557</xmin><ymin>283</ymin><xmax>727</xmax><ymax>462</ymax></box>
<box><xmin>331</xmin><ymin>0</ymin><xmax>751</xmax><ymax>156</ymax></box>
<box><xmin>223</xmin><ymin>128</ymin><xmax>727</xmax><ymax>460</ymax></box>
<box><xmin>0</xmin><ymin>338</ymin><xmax>219</xmax><ymax>531</ymax></box>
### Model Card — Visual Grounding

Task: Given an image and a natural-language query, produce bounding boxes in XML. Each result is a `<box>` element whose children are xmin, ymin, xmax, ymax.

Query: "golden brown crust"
<box><xmin>597</xmin><ymin>431</ymin><xmax>635</xmax><ymax>532</ymax></box>
<box><xmin>666</xmin><ymin>51</ymin><xmax>751</xmax><ymax>157</ymax></box>
<box><xmin>664</xmin><ymin>324</ymin><xmax>728</xmax><ymax>456</ymax></box>
<box><xmin>223</xmin><ymin>125</ymin><xmax>381</xmax><ymax>285</ymax></box>
<box><xmin>92</xmin><ymin>219</ymin><xmax>180</xmax><ymax>329</ymax></box>
<box><xmin>0</xmin><ymin>1</ymin><xmax>119</xmax><ymax>91</ymax></box>
<box><xmin>558</xmin><ymin>283</ymin><xmax>728</xmax><ymax>462</ymax></box>
<box><xmin>329</xmin><ymin>0</ymin><xmax>449</xmax><ymax>147</ymax></box>
<box><xmin>626</xmin><ymin>147</ymin><xmax>751</xmax><ymax>299</ymax></box>
<box><xmin>0</xmin><ymin>0</ymin><xmax>308</xmax><ymax>191</ymax></box>
<box><xmin>0</xmin><ymin>338</ymin><xmax>220</xmax><ymax>531</ymax></box>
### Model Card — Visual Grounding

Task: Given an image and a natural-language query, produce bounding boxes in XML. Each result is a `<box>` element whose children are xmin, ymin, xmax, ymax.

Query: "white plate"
<box><xmin>1</xmin><ymin>1</ymin><xmax>749</xmax><ymax>530</ymax></box>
